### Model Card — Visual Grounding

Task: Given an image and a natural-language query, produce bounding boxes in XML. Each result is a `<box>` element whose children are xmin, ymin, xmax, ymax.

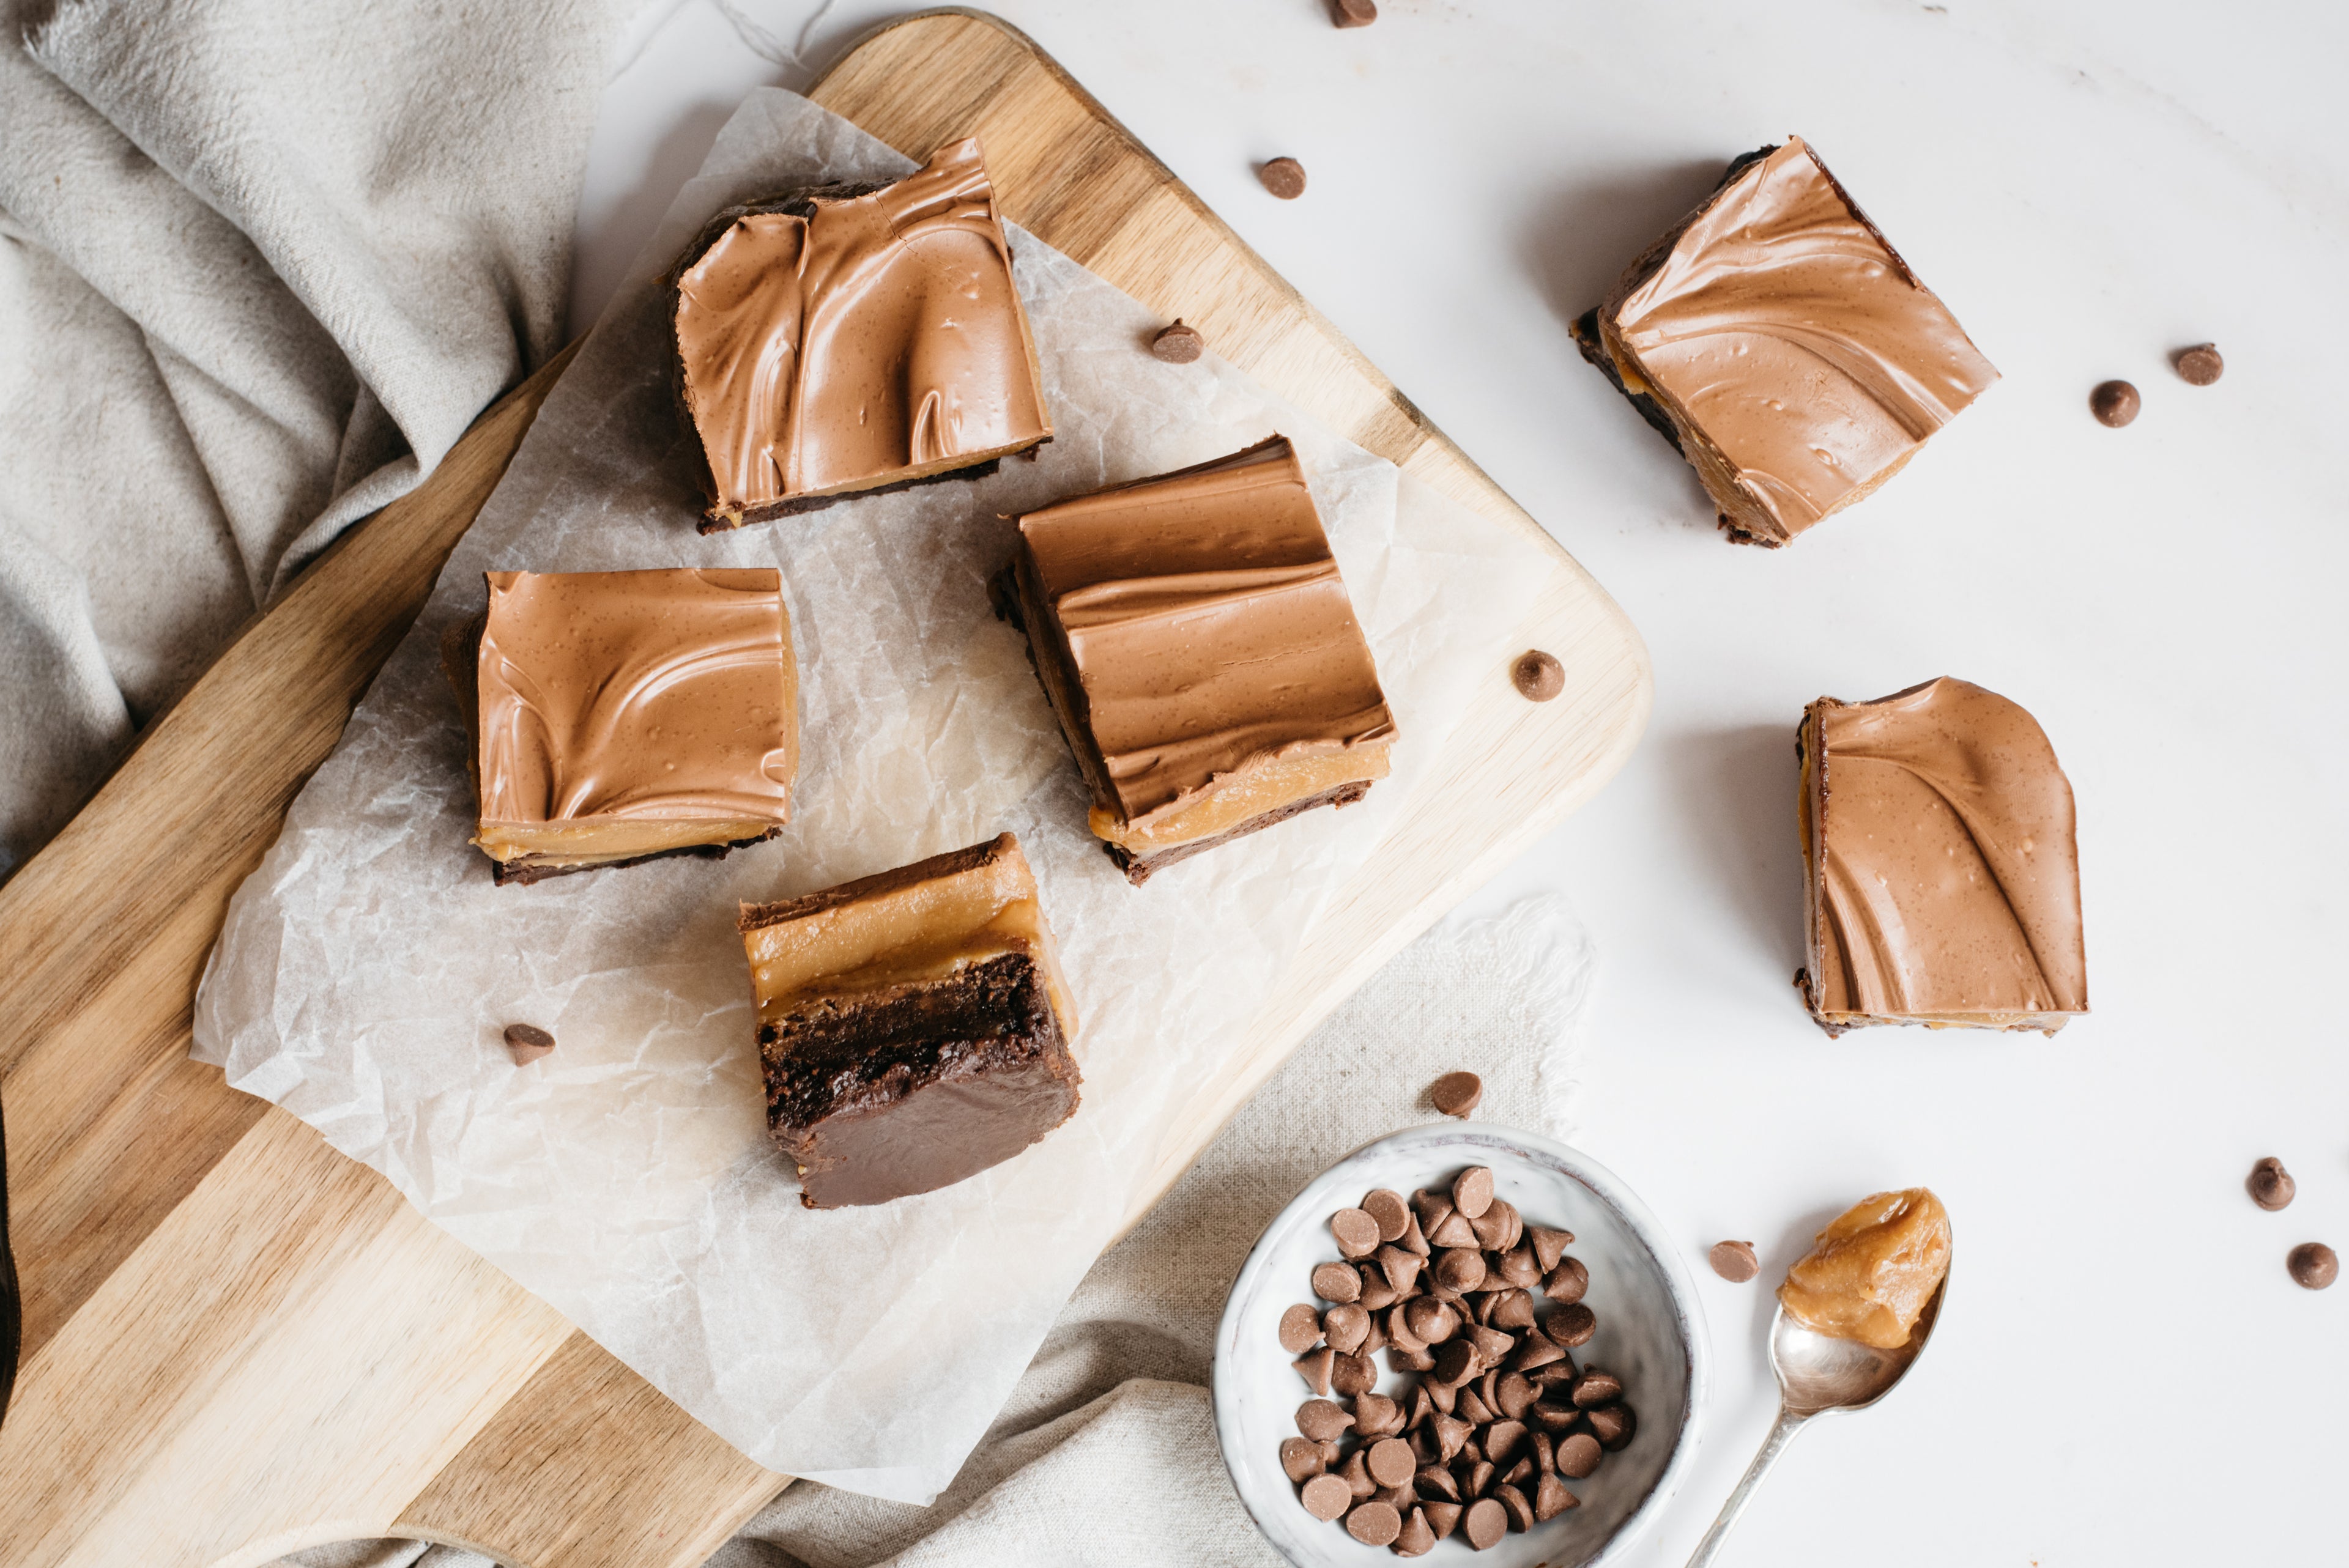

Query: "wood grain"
<box><xmin>0</xmin><ymin>12</ymin><xmax>1646</xmax><ymax>1566</ymax></box>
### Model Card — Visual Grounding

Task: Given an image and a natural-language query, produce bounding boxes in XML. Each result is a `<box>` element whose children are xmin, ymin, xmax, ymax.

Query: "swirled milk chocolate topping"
<box><xmin>673</xmin><ymin>138</ymin><xmax>1052</xmax><ymax>531</ymax></box>
<box><xmin>454</xmin><ymin>568</ymin><xmax>797</xmax><ymax>883</ymax></box>
<box><xmin>740</xmin><ymin>832</ymin><xmax>1081</xmax><ymax>1208</ymax></box>
<box><xmin>1797</xmin><ymin>678</ymin><xmax>2086</xmax><ymax>1034</ymax></box>
<box><xmin>1573</xmin><ymin>139</ymin><xmax>1997</xmax><ymax>546</ymax></box>
<box><xmin>996</xmin><ymin>435</ymin><xmax>1396</xmax><ymax>884</ymax></box>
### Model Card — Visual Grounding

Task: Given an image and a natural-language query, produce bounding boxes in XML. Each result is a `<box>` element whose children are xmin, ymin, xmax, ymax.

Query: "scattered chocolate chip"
<box><xmin>1311</xmin><ymin>1260</ymin><xmax>1361</xmax><ymax>1303</ymax></box>
<box><xmin>1393</xmin><ymin>1505</ymin><xmax>1436</xmax><ymax>1558</ymax></box>
<box><xmin>1487</xmin><ymin>1289</ymin><xmax>1537</xmax><ymax>1331</ymax></box>
<box><xmin>1278</xmin><ymin>1303</ymin><xmax>1323</xmax><ymax>1354</ymax></box>
<box><xmin>1469</xmin><ymin>1199</ymin><xmax>1520</xmax><ymax>1251</ymax></box>
<box><xmin>2174</xmin><ymin>342</ymin><xmax>2224</xmax><ymax>385</ymax></box>
<box><xmin>1428</xmin><ymin>1209</ymin><xmax>1479</xmax><ymax>1249</ymax></box>
<box><xmin>1431</xmin><ymin>1339</ymin><xmax>1479</xmax><ymax>1387</ymax></box>
<box><xmin>1484</xmin><ymin>1418</ymin><xmax>1528</xmax><ymax>1465</ymax></box>
<box><xmin>1429</xmin><ymin>1070</ymin><xmax>1483</xmax><ymax>1117</ymax></box>
<box><xmin>1423</xmin><ymin>1500</ymin><xmax>1463</xmax><ymax>1540</ymax></box>
<box><xmin>1331</xmin><ymin>1207</ymin><xmax>1381</xmax><ymax>1258</ymax></box>
<box><xmin>502</xmin><ymin>1023</ymin><xmax>555</xmax><ymax>1064</ymax></box>
<box><xmin>1531</xmin><ymin>1396</ymin><xmax>1580</xmax><ymax>1431</ymax></box>
<box><xmin>1465</xmin><ymin>1485</ymin><xmax>1507</xmax><ymax>1531</ymax></box>
<box><xmin>1258</xmin><ymin>157</ymin><xmax>1307</xmax><ymax>199</ymax></box>
<box><xmin>1293</xmin><ymin>1345</ymin><xmax>1334</xmax><ymax>1394</ymax></box>
<box><xmin>1388</xmin><ymin>1342</ymin><xmax>1436</xmax><ymax>1373</ymax></box>
<box><xmin>1709</xmin><ymin>1240</ymin><xmax>1761</xmax><ymax>1282</ymax></box>
<box><xmin>1149</xmin><ymin>319</ymin><xmax>1204</xmax><ymax>364</ymax></box>
<box><xmin>1280</xmin><ymin>1436</ymin><xmax>1326</xmax><ymax>1482</ymax></box>
<box><xmin>1527</xmin><ymin>1224</ymin><xmax>1574</xmax><ymax>1274</ymax></box>
<box><xmin>1359</xmin><ymin>1187</ymin><xmax>1410</xmax><ymax>1241</ymax></box>
<box><xmin>1405</xmin><ymin>1296</ymin><xmax>1459</xmax><ymax>1345</ymax></box>
<box><xmin>1431</xmin><ymin>1411</ymin><xmax>1473</xmax><ymax>1460</ymax></box>
<box><xmin>1511</xmin><ymin>650</ymin><xmax>1565</xmax><ymax>703</ymax></box>
<box><xmin>1301</xmin><ymin>1471</ymin><xmax>1352</xmax><ymax>1520</ymax></box>
<box><xmin>1587</xmin><ymin>1401</ymin><xmax>1636</xmax><ymax>1451</ymax></box>
<box><xmin>1510</xmin><ymin>1333</ymin><xmax>1564</xmax><ymax>1371</ymax></box>
<box><xmin>1323</xmin><ymin>1303</ymin><xmax>1370</xmax><ymax>1355</ymax></box>
<box><xmin>1355</xmin><ymin>1392</ymin><xmax>1402</xmax><ymax>1437</ymax></box>
<box><xmin>2249</xmin><ymin>1157</ymin><xmax>2296</xmax><ymax>1211</ymax></box>
<box><xmin>1452</xmin><ymin>1166</ymin><xmax>1495</xmax><ymax>1219</ymax></box>
<box><xmin>1461</xmin><ymin>1459</ymin><xmax>1495</xmax><ymax>1500</ymax></box>
<box><xmin>1545</xmin><ymin>1302</ymin><xmax>1596</xmax><ymax>1347</ymax></box>
<box><xmin>1357</xmin><ymin>1270</ymin><xmax>1399</xmax><ymax>1312</ymax></box>
<box><xmin>1398</xmin><ymin>1210</ymin><xmax>1431</xmax><ymax>1257</ymax></box>
<box><xmin>1332</xmin><ymin>1350</ymin><xmax>1379</xmax><ymax>1396</ymax></box>
<box><xmin>1534</xmin><ymin>1471</ymin><xmax>1578</xmax><ymax>1520</ymax></box>
<box><xmin>1340</xmin><ymin>1448</ymin><xmax>1376</xmax><ymax>1500</ymax></box>
<box><xmin>1375</xmin><ymin>1244</ymin><xmax>1423</xmax><ymax>1296</ymax></box>
<box><xmin>1455</xmin><ymin>1386</ymin><xmax>1495</xmax><ymax>1426</ymax></box>
<box><xmin>1468</xmin><ymin>1325</ymin><xmax>1516</xmax><ymax>1365</ymax></box>
<box><xmin>1329</xmin><ymin>0</ymin><xmax>1378</xmax><ymax>25</ymax></box>
<box><xmin>1555</xmin><ymin>1431</ymin><xmax>1602</xmax><ymax>1478</ymax></box>
<box><xmin>2091</xmin><ymin>379</ymin><xmax>2140</xmax><ymax>427</ymax></box>
<box><xmin>1543</xmin><ymin>1256</ymin><xmax>1589</xmax><ymax>1304</ymax></box>
<box><xmin>1296</xmin><ymin>1398</ymin><xmax>1353</xmax><ymax>1441</ymax></box>
<box><xmin>1494</xmin><ymin>1482</ymin><xmax>1535</xmax><ymax>1533</ymax></box>
<box><xmin>2288</xmin><ymin>1241</ymin><xmax>2338</xmax><ymax>1290</ymax></box>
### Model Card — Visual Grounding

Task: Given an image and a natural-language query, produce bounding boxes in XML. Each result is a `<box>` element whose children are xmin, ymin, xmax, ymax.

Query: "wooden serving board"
<box><xmin>0</xmin><ymin>12</ymin><xmax>1649</xmax><ymax>1566</ymax></box>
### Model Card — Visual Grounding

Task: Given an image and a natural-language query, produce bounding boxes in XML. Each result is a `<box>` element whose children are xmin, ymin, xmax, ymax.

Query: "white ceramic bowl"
<box><xmin>1212</xmin><ymin>1123</ymin><xmax>1708</xmax><ymax>1566</ymax></box>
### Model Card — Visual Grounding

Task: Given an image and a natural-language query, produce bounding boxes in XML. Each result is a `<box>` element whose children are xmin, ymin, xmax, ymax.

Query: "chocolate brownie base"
<box><xmin>490</xmin><ymin>827</ymin><xmax>784</xmax><ymax>886</ymax></box>
<box><xmin>759</xmin><ymin>950</ymin><xmax>1081</xmax><ymax>1208</ymax></box>
<box><xmin>1108</xmin><ymin>778</ymin><xmax>1375</xmax><ymax>886</ymax></box>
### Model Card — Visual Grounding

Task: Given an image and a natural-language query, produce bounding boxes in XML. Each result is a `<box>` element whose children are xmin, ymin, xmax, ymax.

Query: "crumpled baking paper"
<box><xmin>194</xmin><ymin>89</ymin><xmax>1549</xmax><ymax>1505</ymax></box>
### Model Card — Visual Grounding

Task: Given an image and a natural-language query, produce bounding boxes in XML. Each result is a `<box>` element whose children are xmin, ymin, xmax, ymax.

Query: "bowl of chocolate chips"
<box><xmin>1213</xmin><ymin>1123</ymin><xmax>1707</xmax><ymax>1564</ymax></box>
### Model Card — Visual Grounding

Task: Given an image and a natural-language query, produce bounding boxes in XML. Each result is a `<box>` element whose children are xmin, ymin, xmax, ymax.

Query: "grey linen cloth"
<box><xmin>0</xmin><ymin>0</ymin><xmax>634</xmax><ymax>876</ymax></box>
<box><xmin>277</xmin><ymin>895</ymin><xmax>1595</xmax><ymax>1568</ymax></box>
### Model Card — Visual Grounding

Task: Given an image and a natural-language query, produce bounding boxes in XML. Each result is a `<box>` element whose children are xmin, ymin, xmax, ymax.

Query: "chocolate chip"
<box><xmin>1388</xmin><ymin>1342</ymin><xmax>1436</xmax><ymax>1373</ymax></box>
<box><xmin>1356</xmin><ymin>1392</ymin><xmax>1402</xmax><ymax>1437</ymax></box>
<box><xmin>1404</xmin><ymin>1296</ymin><xmax>1459</xmax><ymax>1345</ymax></box>
<box><xmin>1545</xmin><ymin>1302</ymin><xmax>1596</xmax><ymax>1347</ymax></box>
<box><xmin>2091</xmin><ymin>379</ymin><xmax>2140</xmax><ymax>427</ymax></box>
<box><xmin>1296</xmin><ymin>1398</ymin><xmax>1353</xmax><ymax>1441</ymax></box>
<box><xmin>1329</xmin><ymin>0</ymin><xmax>1378</xmax><ymax>25</ymax></box>
<box><xmin>1587</xmin><ymin>1401</ymin><xmax>1636</xmax><ymax>1451</ymax></box>
<box><xmin>1417</xmin><ymin>1459</ymin><xmax>1463</xmax><ymax>1500</ymax></box>
<box><xmin>1431</xmin><ymin>1339</ymin><xmax>1479</xmax><ymax>1387</ymax></box>
<box><xmin>1293</xmin><ymin>1346</ymin><xmax>1334</xmax><ymax>1394</ymax></box>
<box><xmin>1511</xmin><ymin>650</ymin><xmax>1565</xmax><ymax>703</ymax></box>
<box><xmin>1493</xmin><ymin>1370</ymin><xmax>1537</xmax><ymax>1421</ymax></box>
<box><xmin>1373</xmin><ymin>1482</ymin><xmax>1416</xmax><ymax>1514</ymax></box>
<box><xmin>1456</xmin><ymin>1493</ymin><xmax>1512</xmax><ymax>1539</ymax></box>
<box><xmin>1494</xmin><ymin>1482</ymin><xmax>1535</xmax><ymax>1533</ymax></box>
<box><xmin>1425</xmin><ymin>1376</ymin><xmax>1457</xmax><ymax>1416</ymax></box>
<box><xmin>1376</xmin><ymin>1244</ymin><xmax>1423</xmax><ymax>1295</ymax></box>
<box><xmin>1332</xmin><ymin>1207</ymin><xmax>1382</xmax><ymax>1258</ymax></box>
<box><xmin>1360</xmin><ymin>1187</ymin><xmax>1410</xmax><ymax>1241</ymax></box>
<box><xmin>1455</xmin><ymin>1386</ymin><xmax>1494</xmax><ymax>1426</ymax></box>
<box><xmin>1345</xmin><ymin>1498</ymin><xmax>1401</xmax><ymax>1545</ymax></box>
<box><xmin>1258</xmin><ymin>157</ymin><xmax>1307</xmax><ymax>199</ymax></box>
<box><xmin>1340</xmin><ymin>1448</ymin><xmax>1376</xmax><ymax>1500</ymax></box>
<box><xmin>1527</xmin><ymin>1224</ymin><xmax>1573</xmax><ymax>1274</ymax></box>
<box><xmin>1534</xmin><ymin>1471</ymin><xmax>1579</xmax><ymax>1520</ymax></box>
<box><xmin>502</xmin><ymin>1023</ymin><xmax>555</xmax><ymax>1064</ymax></box>
<box><xmin>1469</xmin><ymin>1198</ymin><xmax>1520</xmax><ymax>1251</ymax></box>
<box><xmin>2289</xmin><ymin>1241</ymin><xmax>2338</xmax><ymax>1290</ymax></box>
<box><xmin>1452</xmin><ymin>1166</ymin><xmax>1495</xmax><ymax>1219</ymax></box>
<box><xmin>1428</xmin><ymin>1209</ymin><xmax>1479</xmax><ymax>1249</ymax></box>
<box><xmin>1385</xmin><ymin>1304</ymin><xmax>1425</xmax><ymax>1356</ymax></box>
<box><xmin>2249</xmin><ymin>1157</ymin><xmax>2296</xmax><ymax>1211</ymax></box>
<box><xmin>1365</xmin><ymin>1435</ymin><xmax>1416</xmax><ymax>1488</ymax></box>
<box><xmin>1485</xmin><ymin>1418</ymin><xmax>1528</xmax><ymax>1465</ymax></box>
<box><xmin>1423</xmin><ymin>1500</ymin><xmax>1463</xmax><ymax>1540</ymax></box>
<box><xmin>1555</xmin><ymin>1431</ymin><xmax>1602</xmax><ymax>1477</ymax></box>
<box><xmin>1531</xmin><ymin>1432</ymin><xmax>1554</xmax><ymax>1474</ymax></box>
<box><xmin>1531</xmin><ymin>1396</ymin><xmax>1581</xmax><ymax>1431</ymax></box>
<box><xmin>1332</xmin><ymin>1350</ymin><xmax>1379</xmax><ymax>1396</ymax></box>
<box><xmin>1487</xmin><ymin>1289</ymin><xmax>1537</xmax><ymax>1331</ymax></box>
<box><xmin>1543</xmin><ymin>1256</ymin><xmax>1589</xmax><ymax>1304</ymax></box>
<box><xmin>1431</xmin><ymin>1411</ymin><xmax>1473</xmax><ymax>1460</ymax></box>
<box><xmin>1494</xmin><ymin>1242</ymin><xmax>1542</xmax><ymax>1289</ymax></box>
<box><xmin>1429</xmin><ymin>1070</ymin><xmax>1483</xmax><ymax>1117</ymax></box>
<box><xmin>1434</xmin><ymin>1248</ymin><xmax>1487</xmax><ymax>1294</ymax></box>
<box><xmin>1301</xmin><ymin>1471</ymin><xmax>1353</xmax><ymax>1520</ymax></box>
<box><xmin>1280</xmin><ymin>1436</ymin><xmax>1327</xmax><ymax>1482</ymax></box>
<box><xmin>2174</xmin><ymin>343</ymin><xmax>2224</xmax><ymax>385</ymax></box>
<box><xmin>1709</xmin><ymin>1240</ymin><xmax>1761</xmax><ymax>1282</ymax></box>
<box><xmin>1461</xmin><ymin>1459</ymin><xmax>1494</xmax><ymax>1500</ymax></box>
<box><xmin>1398</xmin><ymin>1210</ymin><xmax>1431</xmax><ymax>1257</ymax></box>
<box><xmin>1393</xmin><ymin>1505</ymin><xmax>1436</xmax><ymax>1558</ymax></box>
<box><xmin>1359</xmin><ymin>1269</ymin><xmax>1399</xmax><ymax>1312</ymax></box>
<box><xmin>1323</xmin><ymin>1303</ymin><xmax>1370</xmax><ymax>1355</ymax></box>
<box><xmin>1571</xmin><ymin>1367</ymin><xmax>1624</xmax><ymax>1407</ymax></box>
<box><xmin>1278</xmin><ymin>1302</ymin><xmax>1323</xmax><ymax>1353</ymax></box>
<box><xmin>1312</xmin><ymin>1260</ymin><xmax>1361</xmax><ymax>1302</ymax></box>
<box><xmin>1149</xmin><ymin>319</ymin><xmax>1204</xmax><ymax>364</ymax></box>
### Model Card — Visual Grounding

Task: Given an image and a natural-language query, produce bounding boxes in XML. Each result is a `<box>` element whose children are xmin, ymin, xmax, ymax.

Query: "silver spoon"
<box><xmin>1683</xmin><ymin>1268</ymin><xmax>1948</xmax><ymax>1567</ymax></box>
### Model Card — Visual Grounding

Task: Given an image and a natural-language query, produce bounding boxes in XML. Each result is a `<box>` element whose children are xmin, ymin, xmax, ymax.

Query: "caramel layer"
<box><xmin>675</xmin><ymin>138</ymin><xmax>1052</xmax><ymax>522</ymax></box>
<box><xmin>1011</xmin><ymin>437</ymin><xmax>1395</xmax><ymax>851</ymax></box>
<box><xmin>1601</xmin><ymin>139</ymin><xmax>1997</xmax><ymax>545</ymax></box>
<box><xmin>740</xmin><ymin>833</ymin><xmax>1078</xmax><ymax>1042</ymax></box>
<box><xmin>471</xmin><ymin>569</ymin><xmax>797</xmax><ymax>867</ymax></box>
<box><xmin>1779</xmin><ymin>1188</ymin><xmax>1951</xmax><ymax>1350</ymax></box>
<box><xmin>1799</xmin><ymin>677</ymin><xmax>2085</xmax><ymax>1032</ymax></box>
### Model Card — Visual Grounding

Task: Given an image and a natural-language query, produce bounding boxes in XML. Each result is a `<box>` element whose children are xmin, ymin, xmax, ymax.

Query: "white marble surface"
<box><xmin>574</xmin><ymin>3</ymin><xmax>2348</xmax><ymax>1562</ymax></box>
